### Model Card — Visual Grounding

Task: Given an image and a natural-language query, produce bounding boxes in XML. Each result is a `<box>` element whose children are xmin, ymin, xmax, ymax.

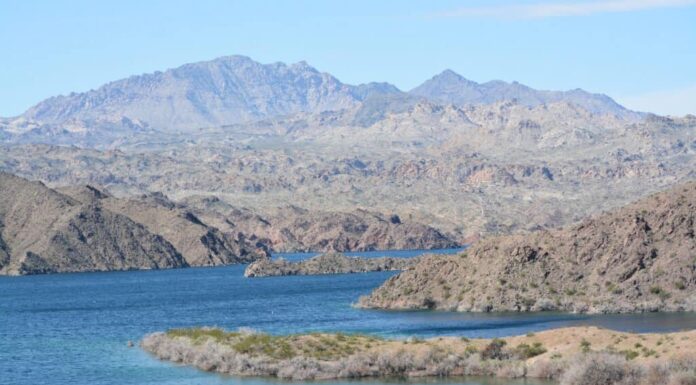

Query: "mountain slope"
<box><xmin>410</xmin><ymin>69</ymin><xmax>631</xmax><ymax>117</ymax></box>
<box><xmin>0</xmin><ymin>173</ymin><xmax>187</xmax><ymax>275</ymax></box>
<box><xmin>359</xmin><ymin>181</ymin><xmax>696</xmax><ymax>313</ymax></box>
<box><xmin>12</xmin><ymin>56</ymin><xmax>401</xmax><ymax>133</ymax></box>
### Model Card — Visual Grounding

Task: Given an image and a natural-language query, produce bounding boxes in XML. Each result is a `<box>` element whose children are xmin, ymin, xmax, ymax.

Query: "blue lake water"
<box><xmin>1</xmin><ymin>248</ymin><xmax>696</xmax><ymax>385</ymax></box>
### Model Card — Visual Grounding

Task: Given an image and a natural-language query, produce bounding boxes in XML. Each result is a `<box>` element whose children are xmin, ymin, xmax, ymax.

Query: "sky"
<box><xmin>1</xmin><ymin>0</ymin><xmax>695</xmax><ymax>116</ymax></box>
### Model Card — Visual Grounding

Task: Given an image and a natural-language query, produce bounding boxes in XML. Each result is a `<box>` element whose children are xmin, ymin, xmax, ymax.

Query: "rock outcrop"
<box><xmin>244</xmin><ymin>252</ymin><xmax>418</xmax><ymax>277</ymax></box>
<box><xmin>0</xmin><ymin>172</ymin><xmax>186</xmax><ymax>275</ymax></box>
<box><xmin>359</xmin><ymin>181</ymin><xmax>696</xmax><ymax>313</ymax></box>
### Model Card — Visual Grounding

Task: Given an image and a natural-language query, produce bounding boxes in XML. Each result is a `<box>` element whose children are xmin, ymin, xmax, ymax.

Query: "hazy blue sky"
<box><xmin>1</xmin><ymin>0</ymin><xmax>695</xmax><ymax>116</ymax></box>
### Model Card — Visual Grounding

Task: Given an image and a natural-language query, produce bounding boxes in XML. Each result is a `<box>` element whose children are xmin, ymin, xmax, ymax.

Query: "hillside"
<box><xmin>0</xmin><ymin>173</ymin><xmax>274</xmax><ymax>275</ymax></box>
<box><xmin>359</xmin><ymin>181</ymin><xmax>696</xmax><ymax>313</ymax></box>
<box><xmin>0</xmin><ymin>172</ymin><xmax>186</xmax><ymax>275</ymax></box>
<box><xmin>58</xmin><ymin>186</ymin><xmax>269</xmax><ymax>265</ymax></box>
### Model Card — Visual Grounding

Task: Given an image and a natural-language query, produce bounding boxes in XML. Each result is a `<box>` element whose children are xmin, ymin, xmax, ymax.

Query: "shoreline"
<box><xmin>141</xmin><ymin>326</ymin><xmax>696</xmax><ymax>383</ymax></box>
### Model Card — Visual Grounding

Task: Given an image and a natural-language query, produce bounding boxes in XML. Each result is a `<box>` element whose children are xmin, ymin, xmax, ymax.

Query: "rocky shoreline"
<box><xmin>244</xmin><ymin>253</ymin><xmax>419</xmax><ymax>277</ymax></box>
<box><xmin>141</xmin><ymin>326</ymin><xmax>696</xmax><ymax>384</ymax></box>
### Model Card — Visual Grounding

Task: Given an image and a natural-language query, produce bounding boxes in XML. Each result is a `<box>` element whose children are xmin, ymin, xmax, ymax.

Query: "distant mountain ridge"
<box><xmin>11</xmin><ymin>56</ymin><xmax>401</xmax><ymax>133</ymax></box>
<box><xmin>410</xmin><ymin>69</ymin><xmax>630</xmax><ymax>116</ymax></box>
<box><xmin>1</xmin><ymin>55</ymin><xmax>633</xmax><ymax>138</ymax></box>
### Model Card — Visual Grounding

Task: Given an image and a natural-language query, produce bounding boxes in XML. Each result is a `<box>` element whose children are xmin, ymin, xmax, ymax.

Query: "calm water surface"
<box><xmin>1</xmin><ymin>249</ymin><xmax>695</xmax><ymax>385</ymax></box>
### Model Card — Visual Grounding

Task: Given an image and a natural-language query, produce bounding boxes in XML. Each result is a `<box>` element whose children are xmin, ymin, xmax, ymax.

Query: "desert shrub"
<box><xmin>561</xmin><ymin>353</ymin><xmax>643</xmax><ymax>385</ymax></box>
<box><xmin>422</xmin><ymin>297</ymin><xmax>437</xmax><ymax>309</ymax></box>
<box><xmin>651</xmin><ymin>286</ymin><xmax>664</xmax><ymax>295</ymax></box>
<box><xmin>668</xmin><ymin>371</ymin><xmax>696</xmax><ymax>385</ymax></box>
<box><xmin>528</xmin><ymin>358</ymin><xmax>566</xmax><ymax>379</ymax></box>
<box><xmin>481</xmin><ymin>339</ymin><xmax>509</xmax><ymax>360</ymax></box>
<box><xmin>495</xmin><ymin>361</ymin><xmax>526</xmax><ymax>378</ymax></box>
<box><xmin>167</xmin><ymin>327</ymin><xmax>237</xmax><ymax>343</ymax></box>
<box><xmin>514</xmin><ymin>342</ymin><xmax>547</xmax><ymax>359</ymax></box>
<box><xmin>276</xmin><ymin>356</ymin><xmax>321</xmax><ymax>380</ymax></box>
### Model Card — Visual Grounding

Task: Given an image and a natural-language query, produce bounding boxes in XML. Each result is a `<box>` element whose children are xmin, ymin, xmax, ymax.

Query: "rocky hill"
<box><xmin>58</xmin><ymin>186</ymin><xmax>269</xmax><ymax>266</ymax></box>
<box><xmin>358</xmin><ymin>181</ymin><xmax>696</xmax><ymax>313</ymax></box>
<box><xmin>0</xmin><ymin>173</ymin><xmax>272</xmax><ymax>275</ymax></box>
<box><xmin>0</xmin><ymin>172</ymin><xmax>186</xmax><ymax>275</ymax></box>
<box><xmin>244</xmin><ymin>252</ymin><xmax>419</xmax><ymax>277</ymax></box>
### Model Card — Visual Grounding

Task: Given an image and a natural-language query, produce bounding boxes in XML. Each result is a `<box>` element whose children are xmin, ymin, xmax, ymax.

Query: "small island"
<box><xmin>141</xmin><ymin>326</ymin><xmax>696</xmax><ymax>384</ymax></box>
<box><xmin>244</xmin><ymin>252</ymin><xmax>419</xmax><ymax>277</ymax></box>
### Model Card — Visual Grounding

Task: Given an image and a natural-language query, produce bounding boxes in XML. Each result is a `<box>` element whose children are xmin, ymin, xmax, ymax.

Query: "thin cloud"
<box><xmin>435</xmin><ymin>0</ymin><xmax>696</xmax><ymax>19</ymax></box>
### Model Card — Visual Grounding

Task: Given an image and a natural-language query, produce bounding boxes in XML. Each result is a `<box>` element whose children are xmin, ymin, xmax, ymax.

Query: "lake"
<box><xmin>1</xmin><ymin>248</ymin><xmax>695</xmax><ymax>385</ymax></box>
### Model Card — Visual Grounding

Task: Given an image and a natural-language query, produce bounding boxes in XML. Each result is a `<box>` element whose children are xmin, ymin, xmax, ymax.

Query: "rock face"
<box><xmin>244</xmin><ymin>252</ymin><xmax>419</xmax><ymax>277</ymax></box>
<box><xmin>0</xmin><ymin>172</ymin><xmax>186</xmax><ymax>275</ymax></box>
<box><xmin>359</xmin><ymin>182</ymin><xmax>696</xmax><ymax>313</ymax></box>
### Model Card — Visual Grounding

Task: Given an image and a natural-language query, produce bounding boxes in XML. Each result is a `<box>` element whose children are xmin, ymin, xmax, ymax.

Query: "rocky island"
<box><xmin>359</xmin><ymin>181</ymin><xmax>696</xmax><ymax>314</ymax></box>
<box><xmin>141</xmin><ymin>326</ymin><xmax>696</xmax><ymax>384</ymax></box>
<box><xmin>244</xmin><ymin>252</ymin><xmax>419</xmax><ymax>277</ymax></box>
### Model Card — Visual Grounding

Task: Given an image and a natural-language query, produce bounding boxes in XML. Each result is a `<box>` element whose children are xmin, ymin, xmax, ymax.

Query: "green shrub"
<box><xmin>515</xmin><ymin>342</ymin><xmax>547</xmax><ymax>359</ymax></box>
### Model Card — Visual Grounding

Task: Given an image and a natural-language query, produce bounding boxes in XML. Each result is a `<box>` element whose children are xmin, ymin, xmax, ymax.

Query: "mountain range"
<box><xmin>0</xmin><ymin>54</ymin><xmax>694</xmax><ymax>253</ymax></box>
<box><xmin>0</xmin><ymin>55</ymin><xmax>635</xmax><ymax>143</ymax></box>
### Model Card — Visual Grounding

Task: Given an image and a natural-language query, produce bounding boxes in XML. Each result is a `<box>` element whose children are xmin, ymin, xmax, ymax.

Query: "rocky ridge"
<box><xmin>243</xmin><ymin>252</ymin><xmax>419</xmax><ymax>277</ymax></box>
<box><xmin>358</xmin><ymin>181</ymin><xmax>696</xmax><ymax>313</ymax></box>
<box><xmin>0</xmin><ymin>56</ymin><xmax>626</xmax><ymax>139</ymax></box>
